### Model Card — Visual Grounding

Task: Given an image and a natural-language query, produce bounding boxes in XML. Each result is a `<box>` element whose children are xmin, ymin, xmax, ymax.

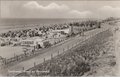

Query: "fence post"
<box><xmin>30</xmin><ymin>70</ymin><xmax>33</xmax><ymax>75</ymax></box>
<box><xmin>14</xmin><ymin>53</ymin><xmax>16</xmax><ymax>61</ymax></box>
<box><xmin>58</xmin><ymin>51</ymin><xmax>59</xmax><ymax>56</ymax></box>
<box><xmin>35</xmin><ymin>70</ymin><xmax>37</xmax><ymax>76</ymax></box>
<box><xmin>22</xmin><ymin>67</ymin><xmax>24</xmax><ymax>73</ymax></box>
<box><xmin>4</xmin><ymin>59</ymin><xmax>7</xmax><ymax>65</ymax></box>
<box><xmin>32</xmin><ymin>50</ymin><xmax>34</xmax><ymax>55</ymax></box>
<box><xmin>14</xmin><ymin>53</ymin><xmax>16</xmax><ymax>58</ymax></box>
<box><xmin>44</xmin><ymin>58</ymin><xmax>45</xmax><ymax>63</ymax></box>
<box><xmin>22</xmin><ymin>67</ymin><xmax>24</xmax><ymax>70</ymax></box>
<box><xmin>51</xmin><ymin>54</ymin><xmax>53</xmax><ymax>59</ymax></box>
<box><xmin>34</xmin><ymin>62</ymin><xmax>36</xmax><ymax>67</ymax></box>
<box><xmin>34</xmin><ymin>46</ymin><xmax>35</xmax><ymax>51</ymax></box>
<box><xmin>16</xmin><ymin>55</ymin><xmax>18</xmax><ymax>61</ymax></box>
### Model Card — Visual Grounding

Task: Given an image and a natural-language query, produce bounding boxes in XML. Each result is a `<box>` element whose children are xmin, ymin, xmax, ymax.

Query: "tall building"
<box><xmin>69</xmin><ymin>24</ymin><xmax>74</xmax><ymax>35</ymax></box>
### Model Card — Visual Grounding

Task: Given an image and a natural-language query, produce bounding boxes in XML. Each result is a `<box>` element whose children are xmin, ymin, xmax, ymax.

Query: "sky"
<box><xmin>1</xmin><ymin>1</ymin><xmax>120</xmax><ymax>19</ymax></box>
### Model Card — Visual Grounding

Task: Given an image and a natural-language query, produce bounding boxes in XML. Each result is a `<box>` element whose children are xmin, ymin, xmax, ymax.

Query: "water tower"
<box><xmin>69</xmin><ymin>23</ymin><xmax>74</xmax><ymax>35</ymax></box>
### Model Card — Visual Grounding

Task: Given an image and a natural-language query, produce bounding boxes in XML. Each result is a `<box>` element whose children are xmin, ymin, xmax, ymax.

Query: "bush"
<box><xmin>1</xmin><ymin>43</ymin><xmax>6</xmax><ymax>46</ymax></box>
<box><xmin>43</xmin><ymin>41</ymin><xmax>52</xmax><ymax>48</ymax></box>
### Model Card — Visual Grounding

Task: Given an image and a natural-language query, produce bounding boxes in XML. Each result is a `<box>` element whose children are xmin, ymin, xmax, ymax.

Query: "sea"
<box><xmin>0</xmin><ymin>18</ymin><xmax>97</xmax><ymax>33</ymax></box>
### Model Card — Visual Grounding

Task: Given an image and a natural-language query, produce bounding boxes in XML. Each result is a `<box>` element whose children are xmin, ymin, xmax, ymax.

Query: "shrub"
<box><xmin>43</xmin><ymin>41</ymin><xmax>52</xmax><ymax>48</ymax></box>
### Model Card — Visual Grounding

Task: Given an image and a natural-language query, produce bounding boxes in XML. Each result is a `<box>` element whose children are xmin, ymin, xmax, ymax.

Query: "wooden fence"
<box><xmin>14</xmin><ymin>28</ymin><xmax>111</xmax><ymax>76</ymax></box>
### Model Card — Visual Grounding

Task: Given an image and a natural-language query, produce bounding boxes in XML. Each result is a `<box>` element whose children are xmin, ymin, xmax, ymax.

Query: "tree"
<box><xmin>43</xmin><ymin>41</ymin><xmax>52</xmax><ymax>48</ymax></box>
<box><xmin>97</xmin><ymin>22</ymin><xmax>101</xmax><ymax>28</ymax></box>
<box><xmin>36</xmin><ymin>44</ymin><xmax>42</xmax><ymax>49</ymax></box>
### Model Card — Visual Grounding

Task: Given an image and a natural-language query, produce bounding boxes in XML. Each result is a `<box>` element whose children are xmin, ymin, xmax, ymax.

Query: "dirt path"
<box><xmin>0</xmin><ymin>25</ymin><xmax>109</xmax><ymax>76</ymax></box>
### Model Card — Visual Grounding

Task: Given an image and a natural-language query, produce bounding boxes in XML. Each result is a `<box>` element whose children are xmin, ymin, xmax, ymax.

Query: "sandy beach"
<box><xmin>0</xmin><ymin>46</ymin><xmax>24</xmax><ymax>59</ymax></box>
<box><xmin>0</xmin><ymin>25</ymin><xmax>38</xmax><ymax>33</ymax></box>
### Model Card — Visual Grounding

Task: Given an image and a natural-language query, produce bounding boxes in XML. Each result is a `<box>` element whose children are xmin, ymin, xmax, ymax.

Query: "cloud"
<box><xmin>98</xmin><ymin>6</ymin><xmax>120</xmax><ymax>18</ymax></box>
<box><xmin>1</xmin><ymin>1</ymin><xmax>120</xmax><ymax>18</ymax></box>
<box><xmin>23</xmin><ymin>1</ymin><xmax>69</xmax><ymax>10</ymax></box>
<box><xmin>1</xmin><ymin>1</ymin><xmax>93</xmax><ymax>18</ymax></box>
<box><xmin>22</xmin><ymin>1</ymin><xmax>92</xmax><ymax>18</ymax></box>
<box><xmin>69</xmin><ymin>10</ymin><xmax>92</xmax><ymax>17</ymax></box>
<box><xmin>100</xmin><ymin>6</ymin><xmax>120</xmax><ymax>11</ymax></box>
<box><xmin>23</xmin><ymin>1</ymin><xmax>40</xmax><ymax>9</ymax></box>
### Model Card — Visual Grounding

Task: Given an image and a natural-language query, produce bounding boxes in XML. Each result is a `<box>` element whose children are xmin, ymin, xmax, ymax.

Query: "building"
<box><xmin>20</xmin><ymin>37</ymin><xmax>46</xmax><ymax>48</ymax></box>
<box><xmin>0</xmin><ymin>56</ymin><xmax>5</xmax><ymax>66</ymax></box>
<box><xmin>69</xmin><ymin>24</ymin><xmax>74</xmax><ymax>35</ymax></box>
<box><xmin>52</xmin><ymin>28</ymin><xmax>70</xmax><ymax>34</ymax></box>
<box><xmin>21</xmin><ymin>39</ymin><xmax>34</xmax><ymax>46</ymax></box>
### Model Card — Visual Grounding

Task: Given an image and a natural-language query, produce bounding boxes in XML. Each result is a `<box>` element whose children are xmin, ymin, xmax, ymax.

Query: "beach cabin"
<box><xmin>0</xmin><ymin>39</ymin><xmax>3</xmax><ymax>45</ymax></box>
<box><xmin>52</xmin><ymin>28</ymin><xmax>70</xmax><ymax>34</ymax></box>
<box><xmin>20</xmin><ymin>37</ymin><xmax>46</xmax><ymax>48</ymax></box>
<box><xmin>20</xmin><ymin>39</ymin><xmax>34</xmax><ymax>47</ymax></box>
<box><xmin>49</xmin><ymin>28</ymin><xmax>69</xmax><ymax>38</ymax></box>
<box><xmin>0</xmin><ymin>56</ymin><xmax>5</xmax><ymax>66</ymax></box>
<box><xmin>35</xmin><ymin>38</ymin><xmax>45</xmax><ymax>48</ymax></box>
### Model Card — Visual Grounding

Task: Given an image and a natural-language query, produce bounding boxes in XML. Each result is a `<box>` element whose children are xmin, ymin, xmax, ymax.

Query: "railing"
<box><xmin>0</xmin><ymin>37</ymin><xmax>68</xmax><ymax>69</ymax></box>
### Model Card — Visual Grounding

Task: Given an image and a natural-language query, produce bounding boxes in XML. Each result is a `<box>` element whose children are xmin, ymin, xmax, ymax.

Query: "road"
<box><xmin>0</xmin><ymin>25</ymin><xmax>109</xmax><ymax>76</ymax></box>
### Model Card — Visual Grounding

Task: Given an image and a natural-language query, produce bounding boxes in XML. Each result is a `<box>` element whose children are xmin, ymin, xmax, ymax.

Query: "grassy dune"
<box><xmin>17</xmin><ymin>24</ymin><xmax>115</xmax><ymax>76</ymax></box>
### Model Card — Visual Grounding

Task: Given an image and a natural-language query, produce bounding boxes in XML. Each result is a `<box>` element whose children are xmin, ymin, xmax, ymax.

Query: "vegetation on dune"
<box><xmin>17</xmin><ymin>26</ymin><xmax>114</xmax><ymax>76</ymax></box>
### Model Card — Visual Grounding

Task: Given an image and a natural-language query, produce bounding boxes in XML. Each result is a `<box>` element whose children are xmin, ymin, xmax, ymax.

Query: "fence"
<box><xmin>14</xmin><ymin>28</ymin><xmax>112</xmax><ymax>76</ymax></box>
<box><xmin>0</xmin><ymin>27</ymin><xmax>111</xmax><ymax>76</ymax></box>
<box><xmin>0</xmin><ymin>37</ymin><xmax>68</xmax><ymax>68</ymax></box>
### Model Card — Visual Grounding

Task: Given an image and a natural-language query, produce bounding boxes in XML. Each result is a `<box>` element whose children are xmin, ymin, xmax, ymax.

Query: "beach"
<box><xmin>0</xmin><ymin>46</ymin><xmax>23</xmax><ymax>59</ymax></box>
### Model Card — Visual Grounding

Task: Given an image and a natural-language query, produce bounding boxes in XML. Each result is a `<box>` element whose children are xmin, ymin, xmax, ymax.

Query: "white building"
<box><xmin>52</xmin><ymin>28</ymin><xmax>70</xmax><ymax>34</ymax></box>
<box><xmin>0</xmin><ymin>56</ymin><xmax>5</xmax><ymax>66</ymax></box>
<box><xmin>20</xmin><ymin>37</ymin><xmax>45</xmax><ymax>48</ymax></box>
